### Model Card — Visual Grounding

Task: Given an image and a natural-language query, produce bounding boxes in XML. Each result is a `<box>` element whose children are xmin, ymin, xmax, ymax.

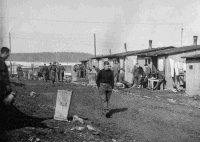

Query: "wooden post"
<box><xmin>94</xmin><ymin>33</ymin><xmax>96</xmax><ymax>57</ymax></box>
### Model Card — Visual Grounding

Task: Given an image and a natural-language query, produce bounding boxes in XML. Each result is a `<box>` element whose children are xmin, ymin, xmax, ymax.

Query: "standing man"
<box><xmin>56</xmin><ymin>63</ymin><xmax>60</xmax><ymax>82</ymax></box>
<box><xmin>42</xmin><ymin>64</ymin><xmax>48</xmax><ymax>82</ymax></box>
<box><xmin>59</xmin><ymin>64</ymin><xmax>65</xmax><ymax>82</ymax></box>
<box><xmin>0</xmin><ymin>47</ymin><xmax>15</xmax><ymax>107</ymax></box>
<box><xmin>143</xmin><ymin>64</ymin><xmax>152</xmax><ymax>88</ymax></box>
<box><xmin>96</xmin><ymin>61</ymin><xmax>114</xmax><ymax>116</ymax></box>
<box><xmin>49</xmin><ymin>62</ymin><xmax>57</xmax><ymax>85</ymax></box>
<box><xmin>16</xmin><ymin>64</ymin><xmax>22</xmax><ymax>81</ymax></box>
<box><xmin>131</xmin><ymin>63</ymin><xmax>144</xmax><ymax>88</ymax></box>
<box><xmin>112</xmin><ymin>60</ymin><xmax>120</xmax><ymax>84</ymax></box>
<box><xmin>48</xmin><ymin>63</ymin><xmax>52</xmax><ymax>81</ymax></box>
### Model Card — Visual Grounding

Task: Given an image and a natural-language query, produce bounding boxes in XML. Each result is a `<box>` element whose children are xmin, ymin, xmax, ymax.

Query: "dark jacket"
<box><xmin>0</xmin><ymin>57</ymin><xmax>11</xmax><ymax>95</ymax></box>
<box><xmin>96</xmin><ymin>69</ymin><xmax>114</xmax><ymax>88</ymax></box>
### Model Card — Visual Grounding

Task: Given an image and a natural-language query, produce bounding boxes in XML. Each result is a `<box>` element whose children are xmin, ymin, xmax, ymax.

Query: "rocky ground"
<box><xmin>0</xmin><ymin>79</ymin><xmax>200</xmax><ymax>142</ymax></box>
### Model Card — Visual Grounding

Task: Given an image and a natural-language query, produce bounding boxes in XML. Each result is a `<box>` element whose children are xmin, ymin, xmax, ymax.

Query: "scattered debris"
<box><xmin>30</xmin><ymin>91</ymin><xmax>37</xmax><ymax>97</ymax></box>
<box><xmin>87</xmin><ymin>125</ymin><xmax>103</xmax><ymax>135</ymax></box>
<box><xmin>143</xmin><ymin>96</ymin><xmax>151</xmax><ymax>99</ymax></box>
<box><xmin>28</xmin><ymin>137</ymin><xmax>41</xmax><ymax>142</ymax></box>
<box><xmin>191</xmin><ymin>95</ymin><xmax>200</xmax><ymax>100</ymax></box>
<box><xmin>70</xmin><ymin>126</ymin><xmax>85</xmax><ymax>131</ymax></box>
<box><xmin>72</xmin><ymin>115</ymin><xmax>84</xmax><ymax>124</ymax></box>
<box><xmin>112</xmin><ymin>139</ymin><xmax>117</xmax><ymax>142</ymax></box>
<box><xmin>168</xmin><ymin>99</ymin><xmax>176</xmax><ymax>103</ymax></box>
<box><xmin>113</xmin><ymin>89</ymin><xmax>119</xmax><ymax>93</ymax></box>
<box><xmin>155</xmin><ymin>96</ymin><xmax>160</xmax><ymax>99</ymax></box>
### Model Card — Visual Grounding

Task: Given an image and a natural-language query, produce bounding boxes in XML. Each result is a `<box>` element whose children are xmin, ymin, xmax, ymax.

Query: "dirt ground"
<box><xmin>1</xmin><ymin>79</ymin><xmax>200</xmax><ymax>142</ymax></box>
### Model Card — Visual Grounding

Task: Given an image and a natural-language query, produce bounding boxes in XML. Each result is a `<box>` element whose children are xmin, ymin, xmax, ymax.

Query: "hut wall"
<box><xmin>99</xmin><ymin>59</ymin><xmax>104</xmax><ymax>70</ymax></box>
<box><xmin>186</xmin><ymin>58</ymin><xmax>200</xmax><ymax>96</ymax></box>
<box><xmin>164</xmin><ymin>50</ymin><xmax>200</xmax><ymax>89</ymax></box>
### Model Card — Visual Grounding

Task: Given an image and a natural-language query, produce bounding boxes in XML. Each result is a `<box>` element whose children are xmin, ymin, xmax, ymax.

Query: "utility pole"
<box><xmin>94</xmin><ymin>33</ymin><xmax>96</xmax><ymax>57</ymax></box>
<box><xmin>181</xmin><ymin>23</ymin><xmax>183</xmax><ymax>47</ymax></box>
<box><xmin>9</xmin><ymin>32</ymin><xmax>12</xmax><ymax>76</ymax></box>
<box><xmin>109</xmin><ymin>49</ymin><xmax>111</xmax><ymax>55</ymax></box>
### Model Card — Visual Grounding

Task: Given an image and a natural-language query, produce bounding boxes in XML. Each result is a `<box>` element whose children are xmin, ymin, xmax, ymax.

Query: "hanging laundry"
<box><xmin>169</xmin><ymin>58</ymin><xmax>175</xmax><ymax>77</ymax></box>
<box><xmin>183</xmin><ymin>63</ymin><xmax>186</xmax><ymax>71</ymax></box>
<box><xmin>175</xmin><ymin>62</ymin><xmax>179</xmax><ymax>76</ymax></box>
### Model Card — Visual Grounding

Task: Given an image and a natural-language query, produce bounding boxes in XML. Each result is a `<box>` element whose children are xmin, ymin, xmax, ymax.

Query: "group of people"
<box><xmin>39</xmin><ymin>62</ymin><xmax>65</xmax><ymax>85</ymax></box>
<box><xmin>131</xmin><ymin>63</ymin><xmax>165</xmax><ymax>90</ymax></box>
<box><xmin>15</xmin><ymin>62</ymin><xmax>66</xmax><ymax>85</ymax></box>
<box><xmin>73</xmin><ymin>64</ymin><xmax>86</xmax><ymax>78</ymax></box>
<box><xmin>111</xmin><ymin>61</ymin><xmax>165</xmax><ymax>90</ymax></box>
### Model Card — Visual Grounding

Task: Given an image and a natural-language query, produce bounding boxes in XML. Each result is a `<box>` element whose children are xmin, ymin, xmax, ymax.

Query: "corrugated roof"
<box><xmin>182</xmin><ymin>54</ymin><xmax>200</xmax><ymax>59</ymax></box>
<box><xmin>139</xmin><ymin>45</ymin><xmax>200</xmax><ymax>57</ymax></box>
<box><xmin>91</xmin><ymin>46</ymin><xmax>174</xmax><ymax>59</ymax></box>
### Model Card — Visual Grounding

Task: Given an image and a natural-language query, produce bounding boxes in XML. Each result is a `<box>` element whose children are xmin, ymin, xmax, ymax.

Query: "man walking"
<box><xmin>96</xmin><ymin>61</ymin><xmax>114</xmax><ymax>116</ymax></box>
<box><xmin>0</xmin><ymin>47</ymin><xmax>15</xmax><ymax>107</ymax></box>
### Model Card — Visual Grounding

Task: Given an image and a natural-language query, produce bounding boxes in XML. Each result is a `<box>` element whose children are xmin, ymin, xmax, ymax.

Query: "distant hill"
<box><xmin>9</xmin><ymin>52</ymin><xmax>93</xmax><ymax>62</ymax></box>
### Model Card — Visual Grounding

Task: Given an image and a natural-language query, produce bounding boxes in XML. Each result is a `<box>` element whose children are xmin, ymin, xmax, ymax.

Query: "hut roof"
<box><xmin>139</xmin><ymin>45</ymin><xmax>200</xmax><ymax>57</ymax></box>
<box><xmin>182</xmin><ymin>54</ymin><xmax>200</xmax><ymax>59</ymax></box>
<box><xmin>91</xmin><ymin>46</ymin><xmax>174</xmax><ymax>59</ymax></box>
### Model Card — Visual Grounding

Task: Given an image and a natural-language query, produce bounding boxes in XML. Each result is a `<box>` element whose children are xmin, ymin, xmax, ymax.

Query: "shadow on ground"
<box><xmin>106</xmin><ymin>108</ymin><xmax>128</xmax><ymax>118</ymax></box>
<box><xmin>0</xmin><ymin>104</ymin><xmax>52</xmax><ymax>141</ymax></box>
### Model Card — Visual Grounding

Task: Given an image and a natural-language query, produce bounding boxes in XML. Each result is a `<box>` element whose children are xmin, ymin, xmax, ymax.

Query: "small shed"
<box><xmin>182</xmin><ymin>54</ymin><xmax>200</xmax><ymax>96</ymax></box>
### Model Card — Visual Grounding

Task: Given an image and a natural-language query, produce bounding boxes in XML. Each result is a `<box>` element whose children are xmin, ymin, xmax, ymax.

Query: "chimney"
<box><xmin>149</xmin><ymin>40</ymin><xmax>152</xmax><ymax>49</ymax></box>
<box><xmin>193</xmin><ymin>36</ymin><xmax>198</xmax><ymax>45</ymax></box>
<box><xmin>124</xmin><ymin>43</ymin><xmax>127</xmax><ymax>52</ymax></box>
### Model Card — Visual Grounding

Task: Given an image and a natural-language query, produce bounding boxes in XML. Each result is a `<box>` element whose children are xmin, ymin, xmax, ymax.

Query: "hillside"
<box><xmin>9</xmin><ymin>52</ymin><xmax>93</xmax><ymax>62</ymax></box>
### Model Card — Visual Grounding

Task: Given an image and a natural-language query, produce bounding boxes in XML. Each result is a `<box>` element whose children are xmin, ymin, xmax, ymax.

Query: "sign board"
<box><xmin>54</xmin><ymin>90</ymin><xmax>72</xmax><ymax>121</ymax></box>
<box><xmin>88</xmin><ymin>73</ymin><xmax>96</xmax><ymax>85</ymax></box>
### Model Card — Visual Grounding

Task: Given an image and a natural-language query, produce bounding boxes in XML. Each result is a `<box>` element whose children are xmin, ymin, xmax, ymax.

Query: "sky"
<box><xmin>0</xmin><ymin>0</ymin><xmax>200</xmax><ymax>55</ymax></box>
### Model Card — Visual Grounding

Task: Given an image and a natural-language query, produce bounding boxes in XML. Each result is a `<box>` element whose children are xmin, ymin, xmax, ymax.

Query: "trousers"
<box><xmin>98</xmin><ymin>83</ymin><xmax>112</xmax><ymax>110</ymax></box>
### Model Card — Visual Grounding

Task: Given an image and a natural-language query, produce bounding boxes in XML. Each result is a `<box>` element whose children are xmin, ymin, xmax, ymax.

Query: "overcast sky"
<box><xmin>1</xmin><ymin>0</ymin><xmax>200</xmax><ymax>55</ymax></box>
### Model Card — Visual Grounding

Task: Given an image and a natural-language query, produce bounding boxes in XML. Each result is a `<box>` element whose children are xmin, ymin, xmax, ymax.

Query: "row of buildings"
<box><xmin>81</xmin><ymin>36</ymin><xmax>200</xmax><ymax>96</ymax></box>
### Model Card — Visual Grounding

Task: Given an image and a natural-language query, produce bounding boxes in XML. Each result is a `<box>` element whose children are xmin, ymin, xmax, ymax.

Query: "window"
<box><xmin>145</xmin><ymin>57</ymin><xmax>151</xmax><ymax>65</ymax></box>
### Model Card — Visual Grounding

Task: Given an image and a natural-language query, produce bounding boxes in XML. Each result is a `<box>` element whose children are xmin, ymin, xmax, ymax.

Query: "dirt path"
<box><xmin>2</xmin><ymin>81</ymin><xmax>200</xmax><ymax>142</ymax></box>
<box><xmin>107</xmin><ymin>91</ymin><xmax>200</xmax><ymax>142</ymax></box>
<box><xmin>62</xmin><ymin>83</ymin><xmax>200</xmax><ymax>142</ymax></box>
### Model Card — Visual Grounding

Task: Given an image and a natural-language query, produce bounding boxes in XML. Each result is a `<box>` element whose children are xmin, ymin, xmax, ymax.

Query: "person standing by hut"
<box><xmin>96</xmin><ymin>61</ymin><xmax>114</xmax><ymax>116</ymax></box>
<box><xmin>112</xmin><ymin>60</ymin><xmax>120</xmax><ymax>84</ymax></box>
<box><xmin>143</xmin><ymin>64</ymin><xmax>152</xmax><ymax>88</ymax></box>
<box><xmin>132</xmin><ymin>63</ymin><xmax>144</xmax><ymax>88</ymax></box>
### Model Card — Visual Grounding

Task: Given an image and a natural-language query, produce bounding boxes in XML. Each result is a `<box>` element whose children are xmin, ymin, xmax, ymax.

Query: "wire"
<box><xmin>0</xmin><ymin>16</ymin><xmax>182</xmax><ymax>25</ymax></box>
